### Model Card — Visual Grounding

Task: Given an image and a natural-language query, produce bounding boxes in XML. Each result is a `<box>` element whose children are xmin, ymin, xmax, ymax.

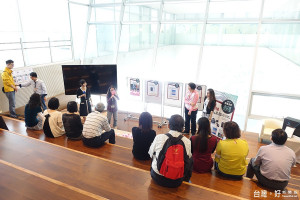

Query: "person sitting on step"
<box><xmin>148</xmin><ymin>114</ymin><xmax>193</xmax><ymax>188</ymax></box>
<box><xmin>43</xmin><ymin>97</ymin><xmax>65</xmax><ymax>138</ymax></box>
<box><xmin>82</xmin><ymin>102</ymin><xmax>115</xmax><ymax>148</ymax></box>
<box><xmin>25</xmin><ymin>93</ymin><xmax>43</xmax><ymax>130</ymax></box>
<box><xmin>215</xmin><ymin>121</ymin><xmax>249</xmax><ymax>180</ymax></box>
<box><xmin>62</xmin><ymin>101</ymin><xmax>83</xmax><ymax>140</ymax></box>
<box><xmin>191</xmin><ymin>117</ymin><xmax>219</xmax><ymax>173</ymax></box>
<box><xmin>132</xmin><ymin>112</ymin><xmax>156</xmax><ymax>160</ymax></box>
<box><xmin>246</xmin><ymin>129</ymin><xmax>296</xmax><ymax>190</ymax></box>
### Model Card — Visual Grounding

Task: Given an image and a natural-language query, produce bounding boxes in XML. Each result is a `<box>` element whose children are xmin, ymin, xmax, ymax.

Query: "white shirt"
<box><xmin>82</xmin><ymin>111</ymin><xmax>111</xmax><ymax>138</ymax></box>
<box><xmin>203</xmin><ymin>98</ymin><xmax>209</xmax><ymax>113</ymax></box>
<box><xmin>253</xmin><ymin>143</ymin><xmax>296</xmax><ymax>181</ymax></box>
<box><xmin>43</xmin><ymin>110</ymin><xmax>65</xmax><ymax>137</ymax></box>
<box><xmin>21</xmin><ymin>79</ymin><xmax>47</xmax><ymax>95</ymax></box>
<box><xmin>148</xmin><ymin>130</ymin><xmax>192</xmax><ymax>175</ymax></box>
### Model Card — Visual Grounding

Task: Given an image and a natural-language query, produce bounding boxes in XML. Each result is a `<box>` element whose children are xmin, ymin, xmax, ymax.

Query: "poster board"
<box><xmin>129</xmin><ymin>78</ymin><xmax>141</xmax><ymax>96</ymax></box>
<box><xmin>12</xmin><ymin>68</ymin><xmax>33</xmax><ymax>85</ymax></box>
<box><xmin>210</xmin><ymin>91</ymin><xmax>238</xmax><ymax>140</ymax></box>
<box><xmin>164</xmin><ymin>82</ymin><xmax>183</xmax><ymax>108</ymax></box>
<box><xmin>184</xmin><ymin>84</ymin><xmax>207</xmax><ymax>111</ymax></box>
<box><xmin>144</xmin><ymin>80</ymin><xmax>162</xmax><ymax>104</ymax></box>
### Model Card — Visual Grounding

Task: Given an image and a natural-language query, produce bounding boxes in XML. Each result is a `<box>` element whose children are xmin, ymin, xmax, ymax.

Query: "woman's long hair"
<box><xmin>106</xmin><ymin>85</ymin><xmax>115</xmax><ymax>99</ymax></box>
<box><xmin>207</xmin><ymin>88</ymin><xmax>216</xmax><ymax>110</ymax></box>
<box><xmin>139</xmin><ymin>112</ymin><xmax>153</xmax><ymax>133</ymax></box>
<box><xmin>195</xmin><ymin>117</ymin><xmax>211</xmax><ymax>153</ymax></box>
<box><xmin>28</xmin><ymin>93</ymin><xmax>42</xmax><ymax>110</ymax></box>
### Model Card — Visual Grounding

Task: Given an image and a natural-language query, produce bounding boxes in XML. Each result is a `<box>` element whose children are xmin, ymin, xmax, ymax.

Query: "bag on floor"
<box><xmin>43</xmin><ymin>114</ymin><xmax>54</xmax><ymax>138</ymax></box>
<box><xmin>157</xmin><ymin>133</ymin><xmax>189</xmax><ymax>180</ymax></box>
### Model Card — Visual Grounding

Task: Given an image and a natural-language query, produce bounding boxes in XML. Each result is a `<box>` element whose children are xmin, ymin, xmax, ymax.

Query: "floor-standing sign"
<box><xmin>210</xmin><ymin>91</ymin><xmax>238</xmax><ymax>139</ymax></box>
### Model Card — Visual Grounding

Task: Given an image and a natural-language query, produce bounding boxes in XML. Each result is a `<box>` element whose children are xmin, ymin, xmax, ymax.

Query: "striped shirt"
<box><xmin>184</xmin><ymin>90</ymin><xmax>199</xmax><ymax>111</ymax></box>
<box><xmin>82</xmin><ymin>111</ymin><xmax>111</xmax><ymax>138</ymax></box>
<box><xmin>21</xmin><ymin>79</ymin><xmax>47</xmax><ymax>95</ymax></box>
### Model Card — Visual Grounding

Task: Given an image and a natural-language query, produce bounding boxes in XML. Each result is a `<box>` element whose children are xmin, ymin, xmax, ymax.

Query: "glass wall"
<box><xmin>0</xmin><ymin>0</ymin><xmax>73</xmax><ymax>69</ymax></box>
<box><xmin>80</xmin><ymin>0</ymin><xmax>300</xmax><ymax>130</ymax></box>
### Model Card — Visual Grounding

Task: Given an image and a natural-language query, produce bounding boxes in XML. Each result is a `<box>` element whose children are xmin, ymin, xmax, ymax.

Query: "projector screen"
<box><xmin>62</xmin><ymin>65</ymin><xmax>117</xmax><ymax>95</ymax></box>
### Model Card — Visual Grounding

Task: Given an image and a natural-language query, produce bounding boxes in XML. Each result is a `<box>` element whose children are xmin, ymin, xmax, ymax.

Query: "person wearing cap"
<box><xmin>82</xmin><ymin>102</ymin><xmax>115</xmax><ymax>147</ymax></box>
<box><xmin>19</xmin><ymin>72</ymin><xmax>48</xmax><ymax>110</ymax></box>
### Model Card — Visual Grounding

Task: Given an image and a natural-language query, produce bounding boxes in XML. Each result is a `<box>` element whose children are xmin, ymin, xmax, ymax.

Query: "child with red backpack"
<box><xmin>148</xmin><ymin>115</ymin><xmax>193</xmax><ymax>188</ymax></box>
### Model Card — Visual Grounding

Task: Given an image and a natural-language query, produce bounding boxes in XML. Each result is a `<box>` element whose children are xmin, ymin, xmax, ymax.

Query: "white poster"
<box><xmin>167</xmin><ymin>83</ymin><xmax>180</xmax><ymax>100</ymax></box>
<box><xmin>12</xmin><ymin>68</ymin><xmax>33</xmax><ymax>85</ymax></box>
<box><xmin>210</xmin><ymin>91</ymin><xmax>238</xmax><ymax>139</ymax></box>
<box><xmin>164</xmin><ymin>82</ymin><xmax>183</xmax><ymax>108</ymax></box>
<box><xmin>129</xmin><ymin>78</ymin><xmax>140</xmax><ymax>96</ymax></box>
<box><xmin>145</xmin><ymin>80</ymin><xmax>162</xmax><ymax>104</ymax></box>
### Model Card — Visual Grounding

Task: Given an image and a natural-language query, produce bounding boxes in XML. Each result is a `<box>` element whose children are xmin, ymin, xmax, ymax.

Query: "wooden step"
<box><xmin>0</xmin><ymin>161</ymin><xmax>105</xmax><ymax>200</ymax></box>
<box><xmin>3</xmin><ymin>117</ymin><xmax>300</xmax><ymax>196</ymax></box>
<box><xmin>0</xmin><ymin>129</ymin><xmax>243</xmax><ymax>200</ymax></box>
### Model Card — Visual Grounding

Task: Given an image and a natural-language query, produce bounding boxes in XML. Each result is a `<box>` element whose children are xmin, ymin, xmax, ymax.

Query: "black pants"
<box><xmin>82</xmin><ymin>129</ymin><xmax>115</xmax><ymax>148</ymax></box>
<box><xmin>215</xmin><ymin>162</ymin><xmax>243</xmax><ymax>180</ymax></box>
<box><xmin>184</xmin><ymin>108</ymin><xmax>198</xmax><ymax>135</ymax></box>
<box><xmin>246</xmin><ymin>158</ymin><xmax>288</xmax><ymax>190</ymax></box>
<box><xmin>150</xmin><ymin>168</ymin><xmax>183</xmax><ymax>188</ymax></box>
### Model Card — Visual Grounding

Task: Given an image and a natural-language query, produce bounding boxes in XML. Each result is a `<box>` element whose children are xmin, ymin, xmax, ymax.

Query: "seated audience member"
<box><xmin>191</xmin><ymin>117</ymin><xmax>219</xmax><ymax>173</ymax></box>
<box><xmin>82</xmin><ymin>102</ymin><xmax>115</xmax><ymax>148</ymax></box>
<box><xmin>215</xmin><ymin>121</ymin><xmax>249</xmax><ymax>179</ymax></box>
<box><xmin>62</xmin><ymin>101</ymin><xmax>83</xmax><ymax>140</ymax></box>
<box><xmin>43</xmin><ymin>97</ymin><xmax>65</xmax><ymax>138</ymax></box>
<box><xmin>132</xmin><ymin>112</ymin><xmax>156</xmax><ymax>160</ymax></box>
<box><xmin>246</xmin><ymin>129</ymin><xmax>296</xmax><ymax>190</ymax></box>
<box><xmin>148</xmin><ymin>114</ymin><xmax>193</xmax><ymax>188</ymax></box>
<box><xmin>25</xmin><ymin>93</ymin><xmax>43</xmax><ymax>130</ymax></box>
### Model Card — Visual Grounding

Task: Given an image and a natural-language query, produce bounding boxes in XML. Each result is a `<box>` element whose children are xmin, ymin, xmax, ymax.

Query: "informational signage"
<box><xmin>129</xmin><ymin>78</ymin><xmax>140</xmax><ymax>96</ymax></box>
<box><xmin>145</xmin><ymin>80</ymin><xmax>162</xmax><ymax>104</ymax></box>
<box><xmin>210</xmin><ymin>91</ymin><xmax>238</xmax><ymax>139</ymax></box>
<box><xmin>164</xmin><ymin>82</ymin><xmax>183</xmax><ymax>108</ymax></box>
<box><xmin>12</xmin><ymin>68</ymin><xmax>33</xmax><ymax>85</ymax></box>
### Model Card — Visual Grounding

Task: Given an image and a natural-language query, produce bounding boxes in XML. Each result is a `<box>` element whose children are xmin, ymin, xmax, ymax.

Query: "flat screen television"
<box><xmin>62</xmin><ymin>65</ymin><xmax>117</xmax><ymax>95</ymax></box>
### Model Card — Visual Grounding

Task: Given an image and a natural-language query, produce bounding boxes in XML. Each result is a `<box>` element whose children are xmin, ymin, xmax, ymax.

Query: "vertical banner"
<box><xmin>12</xmin><ymin>68</ymin><xmax>33</xmax><ymax>85</ymax></box>
<box><xmin>144</xmin><ymin>80</ymin><xmax>162</xmax><ymax>104</ymax></box>
<box><xmin>184</xmin><ymin>84</ymin><xmax>207</xmax><ymax>111</ymax></box>
<box><xmin>210</xmin><ymin>91</ymin><xmax>238</xmax><ymax>139</ymax></box>
<box><xmin>164</xmin><ymin>82</ymin><xmax>183</xmax><ymax>108</ymax></box>
<box><xmin>129</xmin><ymin>78</ymin><xmax>141</xmax><ymax>96</ymax></box>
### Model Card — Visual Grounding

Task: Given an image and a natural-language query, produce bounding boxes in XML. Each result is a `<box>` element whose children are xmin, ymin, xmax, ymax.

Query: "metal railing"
<box><xmin>0</xmin><ymin>38</ymin><xmax>73</xmax><ymax>67</ymax></box>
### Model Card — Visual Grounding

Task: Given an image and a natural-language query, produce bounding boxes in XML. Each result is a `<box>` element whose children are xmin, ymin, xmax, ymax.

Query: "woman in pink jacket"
<box><xmin>184</xmin><ymin>82</ymin><xmax>199</xmax><ymax>135</ymax></box>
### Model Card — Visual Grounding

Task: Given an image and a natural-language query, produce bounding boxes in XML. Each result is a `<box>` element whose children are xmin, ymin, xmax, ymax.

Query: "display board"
<box><xmin>164</xmin><ymin>82</ymin><xmax>183</xmax><ymax>107</ymax></box>
<box><xmin>12</xmin><ymin>68</ymin><xmax>33</xmax><ymax>85</ymax></box>
<box><xmin>144</xmin><ymin>80</ymin><xmax>162</xmax><ymax>104</ymax></box>
<box><xmin>210</xmin><ymin>90</ymin><xmax>238</xmax><ymax>139</ymax></box>
<box><xmin>129</xmin><ymin>78</ymin><xmax>141</xmax><ymax>96</ymax></box>
<box><xmin>184</xmin><ymin>84</ymin><xmax>207</xmax><ymax>111</ymax></box>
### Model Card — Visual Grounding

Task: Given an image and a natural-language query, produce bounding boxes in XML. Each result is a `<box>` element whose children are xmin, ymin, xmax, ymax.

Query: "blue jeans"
<box><xmin>107</xmin><ymin>110</ymin><xmax>117</xmax><ymax>127</ymax></box>
<box><xmin>40</xmin><ymin>94</ymin><xmax>47</xmax><ymax>110</ymax></box>
<box><xmin>5</xmin><ymin>91</ymin><xmax>17</xmax><ymax>118</ymax></box>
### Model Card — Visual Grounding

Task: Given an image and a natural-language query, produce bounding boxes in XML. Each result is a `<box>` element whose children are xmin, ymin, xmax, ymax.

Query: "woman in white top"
<box><xmin>202</xmin><ymin>88</ymin><xmax>216</xmax><ymax>119</ymax></box>
<box><xmin>43</xmin><ymin>97</ymin><xmax>65</xmax><ymax>138</ymax></box>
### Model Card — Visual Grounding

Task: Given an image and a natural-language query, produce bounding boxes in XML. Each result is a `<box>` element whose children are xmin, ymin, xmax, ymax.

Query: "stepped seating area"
<box><xmin>1</xmin><ymin>115</ymin><xmax>299</xmax><ymax>199</ymax></box>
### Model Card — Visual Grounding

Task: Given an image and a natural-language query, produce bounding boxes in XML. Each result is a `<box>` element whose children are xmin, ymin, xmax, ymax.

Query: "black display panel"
<box><xmin>62</xmin><ymin>65</ymin><xmax>117</xmax><ymax>95</ymax></box>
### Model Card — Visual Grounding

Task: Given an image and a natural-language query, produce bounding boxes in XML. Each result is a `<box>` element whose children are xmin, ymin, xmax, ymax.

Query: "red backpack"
<box><xmin>157</xmin><ymin>133</ymin><xmax>189</xmax><ymax>180</ymax></box>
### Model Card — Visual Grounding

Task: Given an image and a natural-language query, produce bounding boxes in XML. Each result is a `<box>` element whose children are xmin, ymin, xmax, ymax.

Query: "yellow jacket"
<box><xmin>1</xmin><ymin>67</ymin><xmax>15</xmax><ymax>92</ymax></box>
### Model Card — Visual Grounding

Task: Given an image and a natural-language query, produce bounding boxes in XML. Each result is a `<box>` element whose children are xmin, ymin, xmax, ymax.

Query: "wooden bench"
<box><xmin>0</xmin><ymin>130</ymin><xmax>245</xmax><ymax>200</ymax></box>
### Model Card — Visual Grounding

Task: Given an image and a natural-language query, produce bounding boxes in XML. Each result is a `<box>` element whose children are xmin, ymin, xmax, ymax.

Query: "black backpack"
<box><xmin>43</xmin><ymin>114</ymin><xmax>54</xmax><ymax>138</ymax></box>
